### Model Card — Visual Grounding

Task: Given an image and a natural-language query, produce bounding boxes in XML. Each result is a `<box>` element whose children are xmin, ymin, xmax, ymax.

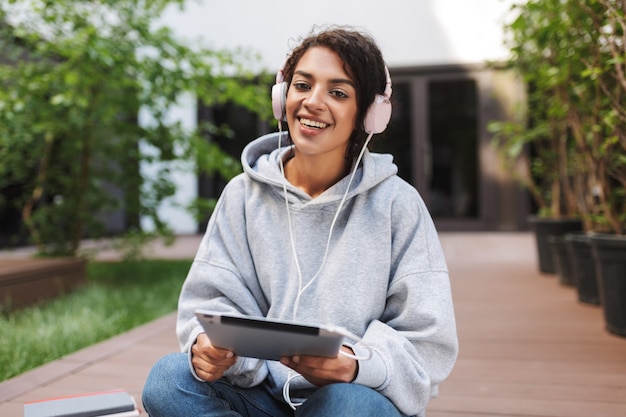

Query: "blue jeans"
<box><xmin>142</xmin><ymin>353</ymin><xmax>408</xmax><ymax>417</ymax></box>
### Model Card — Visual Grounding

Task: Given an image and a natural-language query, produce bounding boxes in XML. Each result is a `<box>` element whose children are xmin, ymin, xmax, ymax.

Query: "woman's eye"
<box><xmin>330</xmin><ymin>90</ymin><xmax>348</xmax><ymax>99</ymax></box>
<box><xmin>293</xmin><ymin>82</ymin><xmax>310</xmax><ymax>90</ymax></box>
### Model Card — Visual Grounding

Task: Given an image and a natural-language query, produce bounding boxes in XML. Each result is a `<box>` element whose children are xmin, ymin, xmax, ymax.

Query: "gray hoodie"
<box><xmin>176</xmin><ymin>132</ymin><xmax>458</xmax><ymax>416</ymax></box>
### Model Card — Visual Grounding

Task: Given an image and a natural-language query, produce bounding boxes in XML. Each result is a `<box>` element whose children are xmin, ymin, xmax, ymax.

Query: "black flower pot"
<box><xmin>528</xmin><ymin>216</ymin><xmax>582</xmax><ymax>274</ymax></box>
<box><xmin>590</xmin><ymin>233</ymin><xmax>626</xmax><ymax>338</ymax></box>
<box><xmin>565</xmin><ymin>232</ymin><xmax>600</xmax><ymax>305</ymax></box>
<box><xmin>547</xmin><ymin>235</ymin><xmax>575</xmax><ymax>286</ymax></box>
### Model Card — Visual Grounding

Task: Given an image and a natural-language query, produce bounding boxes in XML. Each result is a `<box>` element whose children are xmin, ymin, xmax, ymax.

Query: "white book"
<box><xmin>23</xmin><ymin>389</ymin><xmax>140</xmax><ymax>417</ymax></box>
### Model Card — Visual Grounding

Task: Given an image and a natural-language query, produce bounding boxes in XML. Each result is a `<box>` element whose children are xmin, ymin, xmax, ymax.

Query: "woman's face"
<box><xmin>285</xmin><ymin>46</ymin><xmax>358</xmax><ymax>161</ymax></box>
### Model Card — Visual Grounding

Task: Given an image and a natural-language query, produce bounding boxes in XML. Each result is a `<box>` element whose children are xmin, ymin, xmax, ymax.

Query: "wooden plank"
<box><xmin>430</xmin><ymin>233</ymin><xmax>626</xmax><ymax>417</ymax></box>
<box><xmin>429</xmin><ymin>396</ymin><xmax>626</xmax><ymax>417</ymax></box>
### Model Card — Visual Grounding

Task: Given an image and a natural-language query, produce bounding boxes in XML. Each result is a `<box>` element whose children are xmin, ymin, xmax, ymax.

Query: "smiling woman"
<box><xmin>142</xmin><ymin>26</ymin><xmax>457</xmax><ymax>417</ymax></box>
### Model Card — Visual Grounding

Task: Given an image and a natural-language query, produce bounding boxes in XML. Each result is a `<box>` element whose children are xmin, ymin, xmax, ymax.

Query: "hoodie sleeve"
<box><xmin>352</xmin><ymin>187</ymin><xmax>459</xmax><ymax>416</ymax></box>
<box><xmin>176</xmin><ymin>176</ymin><xmax>270</xmax><ymax>388</ymax></box>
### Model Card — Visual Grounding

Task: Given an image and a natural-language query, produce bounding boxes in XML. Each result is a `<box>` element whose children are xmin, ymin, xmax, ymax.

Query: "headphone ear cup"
<box><xmin>271</xmin><ymin>82</ymin><xmax>287</xmax><ymax>121</ymax></box>
<box><xmin>363</xmin><ymin>94</ymin><xmax>392</xmax><ymax>134</ymax></box>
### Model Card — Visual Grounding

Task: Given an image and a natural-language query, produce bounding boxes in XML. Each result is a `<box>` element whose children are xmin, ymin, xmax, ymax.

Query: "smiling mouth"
<box><xmin>299</xmin><ymin>117</ymin><xmax>329</xmax><ymax>129</ymax></box>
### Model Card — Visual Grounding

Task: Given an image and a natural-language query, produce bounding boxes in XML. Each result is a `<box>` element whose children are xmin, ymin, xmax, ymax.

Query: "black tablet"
<box><xmin>194</xmin><ymin>310</ymin><xmax>347</xmax><ymax>360</ymax></box>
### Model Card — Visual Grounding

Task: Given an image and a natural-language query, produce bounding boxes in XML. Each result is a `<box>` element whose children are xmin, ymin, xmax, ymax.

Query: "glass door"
<box><xmin>373</xmin><ymin>72</ymin><xmax>485</xmax><ymax>230</ymax></box>
<box><xmin>426</xmin><ymin>79</ymin><xmax>479</xmax><ymax>219</ymax></box>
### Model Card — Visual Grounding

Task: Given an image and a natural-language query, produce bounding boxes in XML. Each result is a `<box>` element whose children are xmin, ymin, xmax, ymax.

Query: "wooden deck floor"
<box><xmin>1</xmin><ymin>233</ymin><xmax>625</xmax><ymax>416</ymax></box>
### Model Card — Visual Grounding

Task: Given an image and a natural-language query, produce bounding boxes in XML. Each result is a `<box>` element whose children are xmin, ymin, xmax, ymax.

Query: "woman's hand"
<box><xmin>279</xmin><ymin>346</ymin><xmax>358</xmax><ymax>386</ymax></box>
<box><xmin>191</xmin><ymin>332</ymin><xmax>238</xmax><ymax>381</ymax></box>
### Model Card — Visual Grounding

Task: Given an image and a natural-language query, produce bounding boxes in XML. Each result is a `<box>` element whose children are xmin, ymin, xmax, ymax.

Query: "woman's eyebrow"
<box><xmin>293</xmin><ymin>70</ymin><xmax>355</xmax><ymax>88</ymax></box>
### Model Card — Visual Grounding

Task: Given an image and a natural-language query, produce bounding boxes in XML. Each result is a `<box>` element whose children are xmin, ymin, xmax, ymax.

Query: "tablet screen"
<box><xmin>220</xmin><ymin>314</ymin><xmax>319</xmax><ymax>335</ymax></box>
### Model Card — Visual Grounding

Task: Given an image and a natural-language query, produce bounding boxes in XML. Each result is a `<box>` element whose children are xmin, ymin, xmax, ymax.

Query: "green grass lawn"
<box><xmin>0</xmin><ymin>259</ymin><xmax>191</xmax><ymax>382</ymax></box>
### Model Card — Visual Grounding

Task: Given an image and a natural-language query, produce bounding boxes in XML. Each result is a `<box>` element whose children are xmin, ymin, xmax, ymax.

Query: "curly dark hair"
<box><xmin>281</xmin><ymin>26</ymin><xmax>389</xmax><ymax>159</ymax></box>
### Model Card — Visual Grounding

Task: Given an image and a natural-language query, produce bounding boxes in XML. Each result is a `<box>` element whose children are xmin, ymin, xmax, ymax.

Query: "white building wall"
<box><xmin>161</xmin><ymin>0</ymin><xmax>516</xmax><ymax>70</ymax></box>
<box><xmin>156</xmin><ymin>0</ymin><xmax>516</xmax><ymax>233</ymax></box>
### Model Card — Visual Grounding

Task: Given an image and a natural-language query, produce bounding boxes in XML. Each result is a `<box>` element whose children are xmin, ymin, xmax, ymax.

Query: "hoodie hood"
<box><xmin>241</xmin><ymin>132</ymin><xmax>398</xmax><ymax>204</ymax></box>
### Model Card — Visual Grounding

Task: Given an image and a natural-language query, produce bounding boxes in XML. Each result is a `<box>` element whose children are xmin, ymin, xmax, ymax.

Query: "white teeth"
<box><xmin>300</xmin><ymin>118</ymin><xmax>328</xmax><ymax>129</ymax></box>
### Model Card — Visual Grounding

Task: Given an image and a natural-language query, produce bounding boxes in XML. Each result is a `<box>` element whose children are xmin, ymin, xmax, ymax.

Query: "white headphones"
<box><xmin>271</xmin><ymin>61</ymin><xmax>393</xmax><ymax>134</ymax></box>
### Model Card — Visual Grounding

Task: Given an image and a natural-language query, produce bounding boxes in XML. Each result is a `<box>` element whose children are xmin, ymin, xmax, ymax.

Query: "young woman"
<box><xmin>142</xmin><ymin>26</ymin><xmax>458</xmax><ymax>417</ymax></box>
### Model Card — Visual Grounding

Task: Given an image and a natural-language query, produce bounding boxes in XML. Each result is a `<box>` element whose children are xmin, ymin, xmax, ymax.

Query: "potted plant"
<box><xmin>489</xmin><ymin>0</ymin><xmax>584</xmax><ymax>276</ymax></box>
<box><xmin>497</xmin><ymin>0</ymin><xmax>625</xmax><ymax>335</ymax></box>
<box><xmin>571</xmin><ymin>0</ymin><xmax>626</xmax><ymax>337</ymax></box>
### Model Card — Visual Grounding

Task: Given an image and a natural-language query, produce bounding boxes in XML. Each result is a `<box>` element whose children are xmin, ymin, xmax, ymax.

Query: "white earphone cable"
<box><xmin>278</xmin><ymin>128</ymin><xmax>374</xmax><ymax>320</ymax></box>
<box><xmin>277</xmin><ymin>126</ymin><xmax>374</xmax><ymax>410</ymax></box>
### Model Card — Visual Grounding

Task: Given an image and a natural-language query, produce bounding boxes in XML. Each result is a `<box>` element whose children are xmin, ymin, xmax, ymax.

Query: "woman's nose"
<box><xmin>303</xmin><ymin>86</ymin><xmax>325</xmax><ymax>111</ymax></box>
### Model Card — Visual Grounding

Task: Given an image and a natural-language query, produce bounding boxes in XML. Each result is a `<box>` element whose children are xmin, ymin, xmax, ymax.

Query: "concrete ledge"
<box><xmin>0</xmin><ymin>258</ymin><xmax>87</xmax><ymax>311</ymax></box>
